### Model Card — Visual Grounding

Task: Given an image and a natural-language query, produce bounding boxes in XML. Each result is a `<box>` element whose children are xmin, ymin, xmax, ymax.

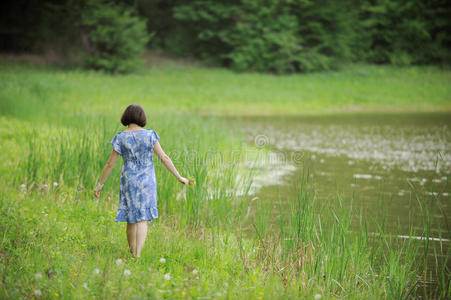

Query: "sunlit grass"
<box><xmin>1</xmin><ymin>60</ymin><xmax>450</xmax><ymax>118</ymax></box>
<box><xmin>0</xmin><ymin>61</ymin><xmax>449</xmax><ymax>299</ymax></box>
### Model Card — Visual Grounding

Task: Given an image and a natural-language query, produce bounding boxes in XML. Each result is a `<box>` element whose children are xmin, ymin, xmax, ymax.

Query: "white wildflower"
<box><xmin>100</xmin><ymin>216</ymin><xmax>104</xmax><ymax>221</ymax></box>
<box><xmin>124</xmin><ymin>269</ymin><xmax>131</xmax><ymax>276</ymax></box>
<box><xmin>116</xmin><ymin>258</ymin><xmax>123</xmax><ymax>265</ymax></box>
<box><xmin>34</xmin><ymin>289</ymin><xmax>42</xmax><ymax>296</ymax></box>
<box><xmin>315</xmin><ymin>294</ymin><xmax>322</xmax><ymax>300</ymax></box>
<box><xmin>192</xmin><ymin>269</ymin><xmax>198</xmax><ymax>275</ymax></box>
<box><xmin>159</xmin><ymin>258</ymin><xmax>166</xmax><ymax>263</ymax></box>
<box><xmin>20</xmin><ymin>183</ymin><xmax>26</xmax><ymax>190</ymax></box>
<box><xmin>35</xmin><ymin>273</ymin><xmax>42</xmax><ymax>280</ymax></box>
<box><xmin>83</xmin><ymin>283</ymin><xmax>90</xmax><ymax>291</ymax></box>
<box><xmin>93</xmin><ymin>268</ymin><xmax>100</xmax><ymax>275</ymax></box>
<box><xmin>53</xmin><ymin>182</ymin><xmax>58</xmax><ymax>187</ymax></box>
<box><xmin>164</xmin><ymin>273</ymin><xmax>171</xmax><ymax>281</ymax></box>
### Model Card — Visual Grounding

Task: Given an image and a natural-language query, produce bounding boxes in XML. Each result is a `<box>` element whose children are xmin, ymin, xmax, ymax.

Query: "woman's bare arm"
<box><xmin>153</xmin><ymin>141</ymin><xmax>189</xmax><ymax>185</ymax></box>
<box><xmin>94</xmin><ymin>149</ymin><xmax>120</xmax><ymax>198</ymax></box>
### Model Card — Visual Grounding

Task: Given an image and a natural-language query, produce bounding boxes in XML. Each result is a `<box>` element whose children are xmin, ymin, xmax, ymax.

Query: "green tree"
<box><xmin>359</xmin><ymin>0</ymin><xmax>451</xmax><ymax>65</ymax></box>
<box><xmin>173</xmin><ymin>0</ymin><xmax>356</xmax><ymax>73</ymax></box>
<box><xmin>81</xmin><ymin>0</ymin><xmax>151</xmax><ymax>73</ymax></box>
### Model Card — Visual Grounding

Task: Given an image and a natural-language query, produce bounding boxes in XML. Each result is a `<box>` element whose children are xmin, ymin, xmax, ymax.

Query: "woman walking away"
<box><xmin>93</xmin><ymin>104</ymin><xmax>189</xmax><ymax>258</ymax></box>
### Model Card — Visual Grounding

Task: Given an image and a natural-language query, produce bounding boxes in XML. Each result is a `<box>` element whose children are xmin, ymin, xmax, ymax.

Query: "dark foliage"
<box><xmin>1</xmin><ymin>0</ymin><xmax>450</xmax><ymax>73</ymax></box>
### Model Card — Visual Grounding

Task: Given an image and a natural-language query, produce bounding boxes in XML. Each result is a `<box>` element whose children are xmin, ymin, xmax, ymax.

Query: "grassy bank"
<box><xmin>0</xmin><ymin>61</ymin><xmax>449</xmax><ymax>299</ymax></box>
<box><xmin>1</xmin><ymin>59</ymin><xmax>450</xmax><ymax>118</ymax></box>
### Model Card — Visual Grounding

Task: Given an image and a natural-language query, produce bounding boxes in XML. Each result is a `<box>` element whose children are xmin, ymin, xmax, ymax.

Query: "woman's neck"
<box><xmin>127</xmin><ymin>124</ymin><xmax>143</xmax><ymax>131</ymax></box>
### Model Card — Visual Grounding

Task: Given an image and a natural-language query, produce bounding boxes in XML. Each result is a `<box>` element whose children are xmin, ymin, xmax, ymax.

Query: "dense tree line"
<box><xmin>1</xmin><ymin>0</ymin><xmax>450</xmax><ymax>73</ymax></box>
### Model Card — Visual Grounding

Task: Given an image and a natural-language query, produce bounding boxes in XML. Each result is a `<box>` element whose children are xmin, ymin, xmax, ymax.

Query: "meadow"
<box><xmin>0</xmin><ymin>59</ymin><xmax>450</xmax><ymax>299</ymax></box>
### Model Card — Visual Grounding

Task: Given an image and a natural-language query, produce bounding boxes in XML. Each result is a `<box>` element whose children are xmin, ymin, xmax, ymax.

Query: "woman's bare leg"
<box><xmin>135</xmin><ymin>221</ymin><xmax>148</xmax><ymax>258</ymax></box>
<box><xmin>126</xmin><ymin>222</ymin><xmax>137</xmax><ymax>256</ymax></box>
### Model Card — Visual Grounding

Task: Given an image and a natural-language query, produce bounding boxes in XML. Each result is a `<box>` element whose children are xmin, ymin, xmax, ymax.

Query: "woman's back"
<box><xmin>111</xmin><ymin>129</ymin><xmax>159</xmax><ymax>169</ymax></box>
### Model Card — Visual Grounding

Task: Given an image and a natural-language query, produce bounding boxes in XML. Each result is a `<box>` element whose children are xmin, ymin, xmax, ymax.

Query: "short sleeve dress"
<box><xmin>110</xmin><ymin>129</ymin><xmax>160</xmax><ymax>223</ymax></box>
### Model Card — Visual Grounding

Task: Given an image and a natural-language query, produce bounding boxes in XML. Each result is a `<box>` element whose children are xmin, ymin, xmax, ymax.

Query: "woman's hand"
<box><xmin>93</xmin><ymin>183</ymin><xmax>104</xmax><ymax>198</ymax></box>
<box><xmin>93</xmin><ymin>187</ymin><xmax>101</xmax><ymax>198</ymax></box>
<box><xmin>178</xmin><ymin>177</ymin><xmax>189</xmax><ymax>185</ymax></box>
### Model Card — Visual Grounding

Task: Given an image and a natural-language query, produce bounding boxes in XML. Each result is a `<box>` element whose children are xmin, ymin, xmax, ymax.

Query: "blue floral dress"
<box><xmin>110</xmin><ymin>129</ymin><xmax>160</xmax><ymax>223</ymax></box>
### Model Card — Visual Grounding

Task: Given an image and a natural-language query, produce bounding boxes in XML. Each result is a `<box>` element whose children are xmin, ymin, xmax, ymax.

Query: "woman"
<box><xmin>93</xmin><ymin>104</ymin><xmax>189</xmax><ymax>258</ymax></box>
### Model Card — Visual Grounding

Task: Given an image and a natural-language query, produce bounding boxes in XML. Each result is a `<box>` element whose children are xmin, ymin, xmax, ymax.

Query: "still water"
<box><xmin>225</xmin><ymin>113</ymin><xmax>450</xmax><ymax>249</ymax></box>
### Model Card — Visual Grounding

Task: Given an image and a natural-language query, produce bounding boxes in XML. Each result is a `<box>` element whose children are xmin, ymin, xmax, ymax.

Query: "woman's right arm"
<box><xmin>153</xmin><ymin>141</ymin><xmax>189</xmax><ymax>185</ymax></box>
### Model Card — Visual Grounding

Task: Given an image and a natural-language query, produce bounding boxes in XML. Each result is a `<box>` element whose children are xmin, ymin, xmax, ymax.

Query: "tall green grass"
<box><xmin>0</xmin><ymin>62</ymin><xmax>449</xmax><ymax>299</ymax></box>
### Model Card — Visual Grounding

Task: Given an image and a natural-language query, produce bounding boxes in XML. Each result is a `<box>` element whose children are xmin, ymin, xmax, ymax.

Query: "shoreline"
<box><xmin>196</xmin><ymin>106</ymin><xmax>451</xmax><ymax>117</ymax></box>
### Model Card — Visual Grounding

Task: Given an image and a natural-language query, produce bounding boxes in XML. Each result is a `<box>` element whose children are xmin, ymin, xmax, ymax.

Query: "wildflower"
<box><xmin>55</xmin><ymin>292</ymin><xmax>59</xmax><ymax>297</ymax></box>
<box><xmin>192</xmin><ymin>269</ymin><xmax>198</xmax><ymax>275</ymax></box>
<box><xmin>188</xmin><ymin>176</ymin><xmax>196</xmax><ymax>188</ymax></box>
<box><xmin>53</xmin><ymin>182</ymin><xmax>58</xmax><ymax>187</ymax></box>
<box><xmin>116</xmin><ymin>258</ymin><xmax>123</xmax><ymax>265</ymax></box>
<box><xmin>124</xmin><ymin>269</ymin><xmax>131</xmax><ymax>276</ymax></box>
<box><xmin>160</xmin><ymin>258</ymin><xmax>166</xmax><ymax>263</ymax></box>
<box><xmin>35</xmin><ymin>273</ymin><xmax>42</xmax><ymax>280</ymax></box>
<box><xmin>100</xmin><ymin>216</ymin><xmax>104</xmax><ymax>221</ymax></box>
<box><xmin>20</xmin><ymin>183</ymin><xmax>26</xmax><ymax>190</ymax></box>
<box><xmin>93</xmin><ymin>268</ymin><xmax>100</xmax><ymax>275</ymax></box>
<box><xmin>44</xmin><ymin>214</ymin><xmax>48</xmax><ymax>217</ymax></box>
<box><xmin>34</xmin><ymin>289</ymin><xmax>42</xmax><ymax>296</ymax></box>
<box><xmin>83</xmin><ymin>283</ymin><xmax>90</xmax><ymax>291</ymax></box>
<box><xmin>315</xmin><ymin>294</ymin><xmax>322</xmax><ymax>300</ymax></box>
<box><xmin>164</xmin><ymin>273</ymin><xmax>171</xmax><ymax>281</ymax></box>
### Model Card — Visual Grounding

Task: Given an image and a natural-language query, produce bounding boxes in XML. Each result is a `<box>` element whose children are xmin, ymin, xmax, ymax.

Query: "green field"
<box><xmin>1</xmin><ymin>60</ymin><xmax>450</xmax><ymax>118</ymax></box>
<box><xmin>0</xmin><ymin>60</ymin><xmax>449</xmax><ymax>299</ymax></box>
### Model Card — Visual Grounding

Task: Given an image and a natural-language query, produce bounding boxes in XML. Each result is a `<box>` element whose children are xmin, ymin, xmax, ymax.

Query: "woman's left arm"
<box><xmin>94</xmin><ymin>149</ymin><xmax>120</xmax><ymax>198</ymax></box>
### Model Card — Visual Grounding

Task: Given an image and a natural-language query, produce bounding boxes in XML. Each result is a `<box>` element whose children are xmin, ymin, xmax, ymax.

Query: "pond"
<box><xmin>224</xmin><ymin>112</ymin><xmax>450</xmax><ymax>269</ymax></box>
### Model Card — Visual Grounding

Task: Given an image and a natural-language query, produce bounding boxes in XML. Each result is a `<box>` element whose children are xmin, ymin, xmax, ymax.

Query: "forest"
<box><xmin>1</xmin><ymin>0</ymin><xmax>450</xmax><ymax>73</ymax></box>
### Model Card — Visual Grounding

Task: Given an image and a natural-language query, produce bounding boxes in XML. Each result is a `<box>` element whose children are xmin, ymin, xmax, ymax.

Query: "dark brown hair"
<box><xmin>120</xmin><ymin>104</ymin><xmax>147</xmax><ymax>127</ymax></box>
